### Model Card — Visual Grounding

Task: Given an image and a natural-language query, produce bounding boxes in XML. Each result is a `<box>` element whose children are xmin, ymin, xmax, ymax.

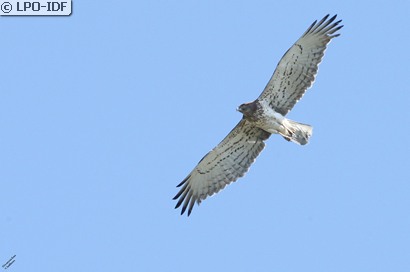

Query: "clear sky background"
<box><xmin>1</xmin><ymin>1</ymin><xmax>410</xmax><ymax>271</ymax></box>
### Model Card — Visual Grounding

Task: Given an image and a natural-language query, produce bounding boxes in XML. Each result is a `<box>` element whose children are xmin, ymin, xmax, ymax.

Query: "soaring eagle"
<box><xmin>174</xmin><ymin>15</ymin><xmax>343</xmax><ymax>216</ymax></box>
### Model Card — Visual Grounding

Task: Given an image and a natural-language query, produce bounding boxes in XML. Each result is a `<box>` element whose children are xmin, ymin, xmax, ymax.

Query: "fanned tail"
<box><xmin>281</xmin><ymin>119</ymin><xmax>313</xmax><ymax>145</ymax></box>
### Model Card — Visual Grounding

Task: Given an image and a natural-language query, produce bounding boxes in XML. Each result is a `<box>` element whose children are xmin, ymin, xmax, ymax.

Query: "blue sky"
<box><xmin>1</xmin><ymin>1</ymin><xmax>410</xmax><ymax>271</ymax></box>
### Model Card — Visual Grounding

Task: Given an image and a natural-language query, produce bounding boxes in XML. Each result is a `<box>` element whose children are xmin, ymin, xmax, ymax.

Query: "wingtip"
<box><xmin>304</xmin><ymin>14</ymin><xmax>343</xmax><ymax>38</ymax></box>
<box><xmin>178</xmin><ymin>205</ymin><xmax>191</xmax><ymax>216</ymax></box>
<box><xmin>176</xmin><ymin>175</ymin><xmax>190</xmax><ymax>187</ymax></box>
<box><xmin>174</xmin><ymin>195</ymin><xmax>184</xmax><ymax>209</ymax></box>
<box><xmin>181</xmin><ymin>205</ymin><xmax>187</xmax><ymax>215</ymax></box>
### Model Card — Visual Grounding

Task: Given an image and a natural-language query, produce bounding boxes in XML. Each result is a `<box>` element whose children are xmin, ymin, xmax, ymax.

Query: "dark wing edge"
<box><xmin>258</xmin><ymin>14</ymin><xmax>343</xmax><ymax>115</ymax></box>
<box><xmin>173</xmin><ymin>119</ymin><xmax>270</xmax><ymax>216</ymax></box>
<box><xmin>301</xmin><ymin>14</ymin><xmax>343</xmax><ymax>39</ymax></box>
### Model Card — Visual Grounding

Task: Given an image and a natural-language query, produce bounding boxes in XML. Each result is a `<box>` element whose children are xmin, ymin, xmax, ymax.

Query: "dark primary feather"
<box><xmin>173</xmin><ymin>120</ymin><xmax>270</xmax><ymax>216</ymax></box>
<box><xmin>258</xmin><ymin>14</ymin><xmax>343</xmax><ymax>115</ymax></box>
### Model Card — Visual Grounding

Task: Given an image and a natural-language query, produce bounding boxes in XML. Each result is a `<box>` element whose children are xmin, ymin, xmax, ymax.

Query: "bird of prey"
<box><xmin>174</xmin><ymin>14</ymin><xmax>343</xmax><ymax>216</ymax></box>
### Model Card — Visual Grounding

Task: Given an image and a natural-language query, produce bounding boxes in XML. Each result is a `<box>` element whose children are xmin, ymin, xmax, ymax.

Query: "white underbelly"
<box><xmin>255</xmin><ymin>113</ymin><xmax>287</xmax><ymax>135</ymax></box>
<box><xmin>255</xmin><ymin>103</ymin><xmax>287</xmax><ymax>134</ymax></box>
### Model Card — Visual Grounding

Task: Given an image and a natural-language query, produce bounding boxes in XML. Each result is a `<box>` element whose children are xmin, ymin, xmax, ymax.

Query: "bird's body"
<box><xmin>174</xmin><ymin>14</ymin><xmax>343</xmax><ymax>216</ymax></box>
<box><xmin>238</xmin><ymin>100</ymin><xmax>312</xmax><ymax>145</ymax></box>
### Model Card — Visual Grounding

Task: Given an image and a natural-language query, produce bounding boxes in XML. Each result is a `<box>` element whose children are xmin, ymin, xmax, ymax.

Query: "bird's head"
<box><xmin>237</xmin><ymin>101</ymin><xmax>257</xmax><ymax>118</ymax></box>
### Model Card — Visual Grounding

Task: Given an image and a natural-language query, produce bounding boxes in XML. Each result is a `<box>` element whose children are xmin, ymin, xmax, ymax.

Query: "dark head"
<box><xmin>237</xmin><ymin>101</ymin><xmax>257</xmax><ymax>118</ymax></box>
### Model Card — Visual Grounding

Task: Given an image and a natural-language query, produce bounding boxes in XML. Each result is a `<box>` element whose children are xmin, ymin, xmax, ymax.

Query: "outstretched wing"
<box><xmin>258</xmin><ymin>14</ymin><xmax>343</xmax><ymax>115</ymax></box>
<box><xmin>173</xmin><ymin>119</ymin><xmax>270</xmax><ymax>216</ymax></box>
